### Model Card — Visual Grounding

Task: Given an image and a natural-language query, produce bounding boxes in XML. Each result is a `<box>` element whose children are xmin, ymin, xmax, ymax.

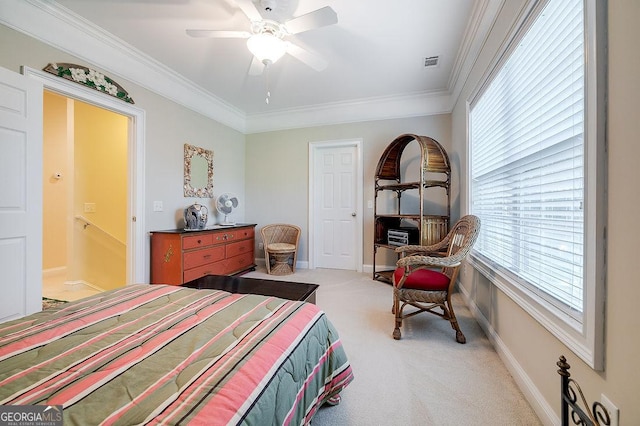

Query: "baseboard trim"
<box><xmin>457</xmin><ymin>284</ymin><xmax>559</xmax><ymax>426</ymax></box>
<box><xmin>64</xmin><ymin>280</ymin><xmax>105</xmax><ymax>292</ymax></box>
<box><xmin>43</xmin><ymin>268</ymin><xmax>105</xmax><ymax>292</ymax></box>
<box><xmin>255</xmin><ymin>258</ymin><xmax>308</xmax><ymax>271</ymax></box>
<box><xmin>362</xmin><ymin>263</ymin><xmax>395</xmax><ymax>274</ymax></box>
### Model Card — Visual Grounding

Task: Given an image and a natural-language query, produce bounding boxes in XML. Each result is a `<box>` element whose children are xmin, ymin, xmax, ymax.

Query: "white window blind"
<box><xmin>470</xmin><ymin>0</ymin><xmax>584</xmax><ymax>318</ymax></box>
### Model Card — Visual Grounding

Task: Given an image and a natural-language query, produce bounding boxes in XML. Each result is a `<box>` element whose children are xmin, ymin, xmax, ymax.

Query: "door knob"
<box><xmin>351</xmin><ymin>212</ymin><xmax>356</xmax><ymax>217</ymax></box>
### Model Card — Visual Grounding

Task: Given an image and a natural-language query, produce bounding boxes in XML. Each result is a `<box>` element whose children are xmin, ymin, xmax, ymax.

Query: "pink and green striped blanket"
<box><xmin>0</xmin><ymin>284</ymin><xmax>353</xmax><ymax>425</ymax></box>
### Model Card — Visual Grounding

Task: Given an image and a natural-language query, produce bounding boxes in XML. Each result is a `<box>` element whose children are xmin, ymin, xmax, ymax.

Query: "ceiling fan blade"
<box><xmin>286</xmin><ymin>43</ymin><xmax>327</xmax><ymax>71</ymax></box>
<box><xmin>186</xmin><ymin>29</ymin><xmax>251</xmax><ymax>38</ymax></box>
<box><xmin>285</xmin><ymin>6</ymin><xmax>338</xmax><ymax>35</ymax></box>
<box><xmin>234</xmin><ymin>0</ymin><xmax>263</xmax><ymax>22</ymax></box>
<box><xmin>248</xmin><ymin>56</ymin><xmax>265</xmax><ymax>76</ymax></box>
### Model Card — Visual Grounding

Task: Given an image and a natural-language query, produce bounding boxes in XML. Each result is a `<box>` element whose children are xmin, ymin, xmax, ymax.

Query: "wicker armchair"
<box><xmin>392</xmin><ymin>215</ymin><xmax>480</xmax><ymax>343</ymax></box>
<box><xmin>260</xmin><ymin>224</ymin><xmax>301</xmax><ymax>275</ymax></box>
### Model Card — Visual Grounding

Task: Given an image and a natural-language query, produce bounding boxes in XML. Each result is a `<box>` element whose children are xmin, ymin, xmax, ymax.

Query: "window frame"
<box><xmin>465</xmin><ymin>0</ymin><xmax>607</xmax><ymax>370</ymax></box>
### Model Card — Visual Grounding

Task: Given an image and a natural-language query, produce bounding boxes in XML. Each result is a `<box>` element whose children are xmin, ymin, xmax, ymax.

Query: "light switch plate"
<box><xmin>153</xmin><ymin>201</ymin><xmax>163</xmax><ymax>212</ymax></box>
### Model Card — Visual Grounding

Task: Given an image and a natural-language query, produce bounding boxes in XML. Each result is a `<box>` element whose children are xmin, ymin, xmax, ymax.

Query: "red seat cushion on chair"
<box><xmin>393</xmin><ymin>268</ymin><xmax>450</xmax><ymax>291</ymax></box>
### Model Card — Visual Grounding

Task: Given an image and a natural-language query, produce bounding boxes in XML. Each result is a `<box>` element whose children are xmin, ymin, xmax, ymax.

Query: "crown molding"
<box><xmin>448</xmin><ymin>0</ymin><xmax>505</xmax><ymax>111</ymax></box>
<box><xmin>0</xmin><ymin>0</ymin><xmax>501</xmax><ymax>134</ymax></box>
<box><xmin>244</xmin><ymin>90</ymin><xmax>452</xmax><ymax>134</ymax></box>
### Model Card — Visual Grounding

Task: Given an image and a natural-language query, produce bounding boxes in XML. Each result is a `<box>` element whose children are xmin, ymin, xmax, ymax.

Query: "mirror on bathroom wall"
<box><xmin>184</xmin><ymin>143</ymin><xmax>214</xmax><ymax>197</ymax></box>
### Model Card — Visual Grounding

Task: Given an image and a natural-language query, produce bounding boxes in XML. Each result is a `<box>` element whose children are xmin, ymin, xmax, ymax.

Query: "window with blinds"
<box><xmin>470</xmin><ymin>0</ymin><xmax>585</xmax><ymax>319</ymax></box>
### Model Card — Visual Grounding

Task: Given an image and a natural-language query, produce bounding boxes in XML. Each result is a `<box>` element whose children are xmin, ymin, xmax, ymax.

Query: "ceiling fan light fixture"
<box><xmin>247</xmin><ymin>33</ymin><xmax>287</xmax><ymax>64</ymax></box>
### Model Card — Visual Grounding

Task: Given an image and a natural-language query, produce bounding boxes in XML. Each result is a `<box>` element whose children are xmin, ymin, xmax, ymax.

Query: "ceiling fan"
<box><xmin>186</xmin><ymin>0</ymin><xmax>338</xmax><ymax>76</ymax></box>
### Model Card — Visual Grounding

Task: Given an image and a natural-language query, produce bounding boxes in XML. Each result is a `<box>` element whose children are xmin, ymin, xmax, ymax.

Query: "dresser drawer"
<box><xmin>183</xmin><ymin>246</ymin><xmax>225</xmax><ymax>269</ymax></box>
<box><xmin>222</xmin><ymin>251</ymin><xmax>255</xmax><ymax>275</ymax></box>
<box><xmin>183</xmin><ymin>234</ymin><xmax>213</xmax><ymax>250</ymax></box>
<box><xmin>211</xmin><ymin>231</ymin><xmax>228</xmax><ymax>244</ymax></box>
<box><xmin>234</xmin><ymin>227</ymin><xmax>255</xmax><ymax>241</ymax></box>
<box><xmin>212</xmin><ymin>227</ymin><xmax>255</xmax><ymax>243</ymax></box>
<box><xmin>183</xmin><ymin>262</ymin><xmax>227</xmax><ymax>283</ymax></box>
<box><xmin>226</xmin><ymin>239</ymin><xmax>253</xmax><ymax>258</ymax></box>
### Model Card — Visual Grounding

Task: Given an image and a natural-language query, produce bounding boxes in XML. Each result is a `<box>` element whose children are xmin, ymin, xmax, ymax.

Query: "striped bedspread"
<box><xmin>0</xmin><ymin>284</ymin><xmax>353</xmax><ymax>425</ymax></box>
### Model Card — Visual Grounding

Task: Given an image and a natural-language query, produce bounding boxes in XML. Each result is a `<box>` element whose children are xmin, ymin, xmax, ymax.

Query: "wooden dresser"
<box><xmin>150</xmin><ymin>224</ymin><xmax>256</xmax><ymax>285</ymax></box>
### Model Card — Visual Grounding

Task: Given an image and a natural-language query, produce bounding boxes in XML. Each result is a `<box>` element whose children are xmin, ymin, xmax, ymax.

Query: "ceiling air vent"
<box><xmin>423</xmin><ymin>56</ymin><xmax>439</xmax><ymax>68</ymax></box>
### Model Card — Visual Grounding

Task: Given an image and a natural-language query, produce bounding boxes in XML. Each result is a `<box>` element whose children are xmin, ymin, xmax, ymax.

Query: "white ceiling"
<box><xmin>2</xmin><ymin>0</ymin><xmax>500</xmax><ymax>132</ymax></box>
<box><xmin>54</xmin><ymin>1</ymin><xmax>476</xmax><ymax>107</ymax></box>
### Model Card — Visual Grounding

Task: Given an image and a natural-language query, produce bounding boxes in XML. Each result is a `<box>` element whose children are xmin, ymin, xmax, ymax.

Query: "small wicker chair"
<box><xmin>260</xmin><ymin>224</ymin><xmax>301</xmax><ymax>275</ymax></box>
<box><xmin>392</xmin><ymin>215</ymin><xmax>481</xmax><ymax>343</ymax></box>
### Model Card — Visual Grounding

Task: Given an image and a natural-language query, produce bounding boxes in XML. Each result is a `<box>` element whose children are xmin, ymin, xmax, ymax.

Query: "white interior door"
<box><xmin>0</xmin><ymin>66</ymin><xmax>43</xmax><ymax>322</ymax></box>
<box><xmin>311</xmin><ymin>142</ymin><xmax>362</xmax><ymax>270</ymax></box>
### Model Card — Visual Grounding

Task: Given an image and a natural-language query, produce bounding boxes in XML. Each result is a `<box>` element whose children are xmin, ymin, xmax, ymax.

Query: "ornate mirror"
<box><xmin>184</xmin><ymin>143</ymin><xmax>214</xmax><ymax>197</ymax></box>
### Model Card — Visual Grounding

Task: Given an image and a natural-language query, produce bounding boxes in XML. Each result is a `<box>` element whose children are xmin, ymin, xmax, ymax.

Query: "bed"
<box><xmin>557</xmin><ymin>356</ymin><xmax>610</xmax><ymax>426</ymax></box>
<box><xmin>0</xmin><ymin>284</ymin><xmax>353</xmax><ymax>425</ymax></box>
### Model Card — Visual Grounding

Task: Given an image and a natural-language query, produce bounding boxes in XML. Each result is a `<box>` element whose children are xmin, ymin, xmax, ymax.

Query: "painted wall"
<box><xmin>451</xmin><ymin>1</ymin><xmax>640</xmax><ymax>424</ymax></box>
<box><xmin>42</xmin><ymin>91</ymin><xmax>68</xmax><ymax>270</ymax></box>
<box><xmin>74</xmin><ymin>100</ymin><xmax>127</xmax><ymax>244</ymax></box>
<box><xmin>141</xmin><ymin>96</ymin><xmax>247</xmax><ymax>231</ymax></box>
<box><xmin>245</xmin><ymin>114</ymin><xmax>452</xmax><ymax>269</ymax></box>
<box><xmin>73</xmin><ymin>100</ymin><xmax>127</xmax><ymax>290</ymax></box>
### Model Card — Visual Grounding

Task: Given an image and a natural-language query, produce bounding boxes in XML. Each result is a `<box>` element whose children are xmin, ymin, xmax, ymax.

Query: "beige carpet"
<box><xmin>244</xmin><ymin>267</ymin><xmax>541</xmax><ymax>426</ymax></box>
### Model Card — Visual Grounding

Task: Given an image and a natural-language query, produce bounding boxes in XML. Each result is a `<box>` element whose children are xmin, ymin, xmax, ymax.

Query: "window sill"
<box><xmin>467</xmin><ymin>252</ymin><xmax>603</xmax><ymax>370</ymax></box>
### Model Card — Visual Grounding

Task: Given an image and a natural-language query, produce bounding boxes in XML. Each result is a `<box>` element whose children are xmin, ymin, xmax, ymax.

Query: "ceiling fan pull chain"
<box><xmin>265</xmin><ymin>61</ymin><xmax>271</xmax><ymax>104</ymax></box>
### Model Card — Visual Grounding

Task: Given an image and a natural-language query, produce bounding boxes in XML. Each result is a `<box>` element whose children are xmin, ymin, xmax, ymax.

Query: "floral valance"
<box><xmin>43</xmin><ymin>63</ymin><xmax>134</xmax><ymax>104</ymax></box>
